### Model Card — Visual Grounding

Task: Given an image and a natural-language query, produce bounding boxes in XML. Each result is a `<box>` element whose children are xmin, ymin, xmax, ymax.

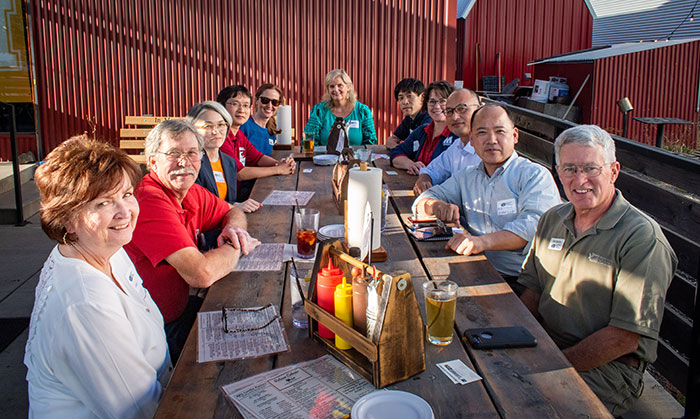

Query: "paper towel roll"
<box><xmin>347</xmin><ymin>167</ymin><xmax>382</xmax><ymax>251</ymax></box>
<box><xmin>276</xmin><ymin>105</ymin><xmax>292</xmax><ymax>145</ymax></box>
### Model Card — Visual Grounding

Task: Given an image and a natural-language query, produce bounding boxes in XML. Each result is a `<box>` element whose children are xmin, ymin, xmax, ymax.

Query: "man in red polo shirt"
<box><xmin>125</xmin><ymin>119</ymin><xmax>260</xmax><ymax>361</ymax></box>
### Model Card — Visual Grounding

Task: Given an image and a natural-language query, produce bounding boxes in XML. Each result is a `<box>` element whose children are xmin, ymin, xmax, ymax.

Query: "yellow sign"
<box><xmin>1</xmin><ymin>0</ymin><xmax>33</xmax><ymax>103</ymax></box>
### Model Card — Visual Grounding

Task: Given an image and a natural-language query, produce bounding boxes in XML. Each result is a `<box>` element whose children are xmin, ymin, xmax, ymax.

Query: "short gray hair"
<box><xmin>145</xmin><ymin>119</ymin><xmax>204</xmax><ymax>169</ymax></box>
<box><xmin>186</xmin><ymin>101</ymin><xmax>233</xmax><ymax>126</ymax></box>
<box><xmin>554</xmin><ymin>125</ymin><xmax>616</xmax><ymax>165</ymax></box>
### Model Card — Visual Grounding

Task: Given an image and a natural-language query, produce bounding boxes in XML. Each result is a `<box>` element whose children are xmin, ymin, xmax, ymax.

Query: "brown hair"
<box><xmin>35</xmin><ymin>135</ymin><xmax>142</xmax><ymax>244</ymax></box>
<box><xmin>254</xmin><ymin>83</ymin><xmax>285</xmax><ymax>136</ymax></box>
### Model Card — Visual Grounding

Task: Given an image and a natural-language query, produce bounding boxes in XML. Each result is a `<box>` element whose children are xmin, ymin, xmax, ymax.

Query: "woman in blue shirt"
<box><xmin>240</xmin><ymin>84</ymin><xmax>284</xmax><ymax>155</ymax></box>
<box><xmin>304</xmin><ymin>69</ymin><xmax>377</xmax><ymax>146</ymax></box>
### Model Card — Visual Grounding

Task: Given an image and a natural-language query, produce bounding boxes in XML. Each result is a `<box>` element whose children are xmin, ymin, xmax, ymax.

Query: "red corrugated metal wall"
<box><xmin>28</xmin><ymin>0</ymin><xmax>456</xmax><ymax>157</ymax></box>
<box><xmin>458</xmin><ymin>0</ymin><xmax>592</xmax><ymax>89</ymax></box>
<box><xmin>592</xmin><ymin>41</ymin><xmax>700</xmax><ymax>148</ymax></box>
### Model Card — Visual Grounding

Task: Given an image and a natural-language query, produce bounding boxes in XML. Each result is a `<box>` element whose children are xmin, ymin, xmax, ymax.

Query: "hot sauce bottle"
<box><xmin>316</xmin><ymin>259</ymin><xmax>345</xmax><ymax>339</ymax></box>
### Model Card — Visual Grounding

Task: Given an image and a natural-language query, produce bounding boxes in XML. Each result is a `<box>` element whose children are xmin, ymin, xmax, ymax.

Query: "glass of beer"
<box><xmin>295</xmin><ymin>208</ymin><xmax>320</xmax><ymax>258</ymax></box>
<box><xmin>302</xmin><ymin>133</ymin><xmax>315</xmax><ymax>154</ymax></box>
<box><xmin>422</xmin><ymin>280</ymin><xmax>458</xmax><ymax>345</ymax></box>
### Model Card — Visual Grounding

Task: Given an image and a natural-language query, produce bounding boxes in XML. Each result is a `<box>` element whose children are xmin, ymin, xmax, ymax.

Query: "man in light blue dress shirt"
<box><xmin>413</xmin><ymin>89</ymin><xmax>483</xmax><ymax>196</ymax></box>
<box><xmin>413</xmin><ymin>104</ymin><xmax>561</xmax><ymax>290</ymax></box>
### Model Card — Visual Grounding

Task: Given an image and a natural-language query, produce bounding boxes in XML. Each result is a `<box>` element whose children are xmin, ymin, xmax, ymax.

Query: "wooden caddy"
<box><xmin>304</xmin><ymin>240</ymin><xmax>426</xmax><ymax>388</ymax></box>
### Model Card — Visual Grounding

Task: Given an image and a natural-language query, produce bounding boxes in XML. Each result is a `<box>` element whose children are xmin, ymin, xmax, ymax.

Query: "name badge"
<box><xmin>269</xmin><ymin>138</ymin><xmax>275</xmax><ymax>145</ymax></box>
<box><xmin>413</xmin><ymin>140</ymin><xmax>420</xmax><ymax>152</ymax></box>
<box><xmin>347</xmin><ymin>120</ymin><xmax>360</xmax><ymax>129</ymax></box>
<box><xmin>213</xmin><ymin>171</ymin><xmax>225</xmax><ymax>183</ymax></box>
<box><xmin>239</xmin><ymin>147</ymin><xmax>246</xmax><ymax>166</ymax></box>
<box><xmin>443</xmin><ymin>137</ymin><xmax>453</xmax><ymax>146</ymax></box>
<box><xmin>548</xmin><ymin>238</ymin><xmax>564</xmax><ymax>251</ymax></box>
<box><xmin>496</xmin><ymin>198</ymin><xmax>517</xmax><ymax>215</ymax></box>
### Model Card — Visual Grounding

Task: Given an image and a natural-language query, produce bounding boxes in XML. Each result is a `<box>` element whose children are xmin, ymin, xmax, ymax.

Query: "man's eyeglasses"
<box><xmin>259</xmin><ymin>96</ymin><xmax>281</xmax><ymax>107</ymax></box>
<box><xmin>557</xmin><ymin>163</ymin><xmax>613</xmax><ymax>178</ymax></box>
<box><xmin>157</xmin><ymin>149</ymin><xmax>203</xmax><ymax>162</ymax></box>
<box><xmin>445</xmin><ymin>104</ymin><xmax>480</xmax><ymax>117</ymax></box>
<box><xmin>225</xmin><ymin>100</ymin><xmax>251</xmax><ymax>110</ymax></box>
<box><xmin>221</xmin><ymin>304</ymin><xmax>281</xmax><ymax>333</ymax></box>
<box><xmin>197</xmin><ymin>122</ymin><xmax>229</xmax><ymax>133</ymax></box>
<box><xmin>427</xmin><ymin>99</ymin><xmax>447</xmax><ymax>108</ymax></box>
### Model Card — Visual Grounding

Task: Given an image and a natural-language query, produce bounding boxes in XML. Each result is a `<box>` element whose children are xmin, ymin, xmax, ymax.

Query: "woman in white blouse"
<box><xmin>24</xmin><ymin>136</ymin><xmax>172</xmax><ymax>418</ymax></box>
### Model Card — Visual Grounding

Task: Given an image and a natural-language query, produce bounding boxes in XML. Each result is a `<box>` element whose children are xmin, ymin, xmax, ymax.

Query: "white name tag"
<box><xmin>548</xmin><ymin>238</ymin><xmax>565</xmax><ymax>251</ymax></box>
<box><xmin>443</xmin><ymin>137</ymin><xmax>453</xmax><ymax>146</ymax></box>
<box><xmin>496</xmin><ymin>198</ymin><xmax>517</xmax><ymax>215</ymax></box>
<box><xmin>269</xmin><ymin>138</ymin><xmax>275</xmax><ymax>145</ymax></box>
<box><xmin>213</xmin><ymin>171</ymin><xmax>226</xmax><ymax>183</ymax></box>
<box><xmin>413</xmin><ymin>140</ymin><xmax>420</xmax><ymax>152</ymax></box>
<box><xmin>239</xmin><ymin>147</ymin><xmax>246</xmax><ymax>166</ymax></box>
<box><xmin>347</xmin><ymin>120</ymin><xmax>360</xmax><ymax>129</ymax></box>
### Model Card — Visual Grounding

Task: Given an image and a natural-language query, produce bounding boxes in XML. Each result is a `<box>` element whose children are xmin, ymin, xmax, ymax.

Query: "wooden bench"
<box><xmin>498</xmin><ymin>99</ymin><xmax>700</xmax><ymax>418</ymax></box>
<box><xmin>119</xmin><ymin>116</ymin><xmax>184</xmax><ymax>164</ymax></box>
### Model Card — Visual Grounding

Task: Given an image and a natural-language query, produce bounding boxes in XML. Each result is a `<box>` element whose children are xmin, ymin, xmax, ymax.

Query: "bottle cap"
<box><xmin>335</xmin><ymin>277</ymin><xmax>353</xmax><ymax>296</ymax></box>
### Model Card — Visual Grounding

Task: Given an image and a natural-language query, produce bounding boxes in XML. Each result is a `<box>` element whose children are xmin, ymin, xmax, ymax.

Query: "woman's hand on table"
<box><xmin>234</xmin><ymin>199</ymin><xmax>262</xmax><ymax>213</ymax></box>
<box><xmin>446</xmin><ymin>232</ymin><xmax>485</xmax><ymax>256</ymax></box>
<box><xmin>275</xmin><ymin>156</ymin><xmax>296</xmax><ymax>175</ymax></box>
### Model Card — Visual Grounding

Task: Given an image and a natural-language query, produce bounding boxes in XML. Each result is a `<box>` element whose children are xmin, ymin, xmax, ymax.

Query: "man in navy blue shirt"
<box><xmin>385</xmin><ymin>78</ymin><xmax>432</xmax><ymax>149</ymax></box>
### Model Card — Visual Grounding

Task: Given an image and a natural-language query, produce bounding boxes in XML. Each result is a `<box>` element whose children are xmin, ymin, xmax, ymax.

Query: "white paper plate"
<box><xmin>312</xmin><ymin>154</ymin><xmax>338</xmax><ymax>166</ymax></box>
<box><xmin>351</xmin><ymin>390</ymin><xmax>434</xmax><ymax>419</ymax></box>
<box><xmin>318</xmin><ymin>224</ymin><xmax>344</xmax><ymax>239</ymax></box>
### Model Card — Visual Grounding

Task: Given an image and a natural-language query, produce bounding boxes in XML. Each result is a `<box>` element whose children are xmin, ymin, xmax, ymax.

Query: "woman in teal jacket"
<box><xmin>304</xmin><ymin>69</ymin><xmax>377</xmax><ymax>146</ymax></box>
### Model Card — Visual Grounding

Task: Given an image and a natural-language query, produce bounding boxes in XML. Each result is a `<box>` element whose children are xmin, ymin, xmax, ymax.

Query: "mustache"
<box><xmin>169</xmin><ymin>167</ymin><xmax>197</xmax><ymax>176</ymax></box>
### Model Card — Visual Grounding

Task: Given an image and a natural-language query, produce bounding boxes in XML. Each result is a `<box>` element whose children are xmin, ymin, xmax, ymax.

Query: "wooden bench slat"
<box><xmin>120</xmin><ymin>139</ymin><xmax>145</xmax><ymax>148</ymax></box>
<box><xmin>120</xmin><ymin>128</ymin><xmax>153</xmax><ymax>138</ymax></box>
<box><xmin>123</xmin><ymin>116</ymin><xmax>184</xmax><ymax>125</ymax></box>
<box><xmin>127</xmin><ymin>155</ymin><xmax>146</xmax><ymax>164</ymax></box>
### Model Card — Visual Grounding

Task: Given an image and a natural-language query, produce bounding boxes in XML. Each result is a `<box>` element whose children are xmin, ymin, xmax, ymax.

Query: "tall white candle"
<box><xmin>276</xmin><ymin>105</ymin><xmax>292</xmax><ymax>145</ymax></box>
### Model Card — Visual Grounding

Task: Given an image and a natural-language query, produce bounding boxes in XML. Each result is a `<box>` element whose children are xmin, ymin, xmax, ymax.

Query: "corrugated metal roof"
<box><xmin>457</xmin><ymin>0</ymin><xmax>476</xmax><ymax>19</ymax></box>
<box><xmin>589</xmin><ymin>0</ymin><xmax>700</xmax><ymax>45</ymax></box>
<box><xmin>529</xmin><ymin>37</ymin><xmax>700</xmax><ymax>64</ymax></box>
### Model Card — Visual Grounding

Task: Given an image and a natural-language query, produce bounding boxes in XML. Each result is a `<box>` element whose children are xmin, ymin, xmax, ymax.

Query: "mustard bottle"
<box><xmin>334</xmin><ymin>277</ymin><xmax>354</xmax><ymax>350</ymax></box>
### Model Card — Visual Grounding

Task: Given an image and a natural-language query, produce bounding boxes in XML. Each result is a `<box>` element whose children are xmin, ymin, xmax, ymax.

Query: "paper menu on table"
<box><xmin>234</xmin><ymin>243</ymin><xmax>285</xmax><ymax>272</ymax></box>
<box><xmin>261</xmin><ymin>190</ymin><xmax>315</xmax><ymax>206</ymax></box>
<box><xmin>221</xmin><ymin>355</ymin><xmax>375</xmax><ymax>419</ymax></box>
<box><xmin>197</xmin><ymin>306</ymin><xmax>289</xmax><ymax>363</ymax></box>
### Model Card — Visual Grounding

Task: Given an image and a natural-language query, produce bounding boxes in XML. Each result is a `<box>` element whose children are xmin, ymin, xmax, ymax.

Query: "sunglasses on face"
<box><xmin>259</xmin><ymin>96</ymin><xmax>280</xmax><ymax>107</ymax></box>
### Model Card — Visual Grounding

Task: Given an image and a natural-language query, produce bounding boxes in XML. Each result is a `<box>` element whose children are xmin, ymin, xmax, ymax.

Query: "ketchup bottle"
<box><xmin>316</xmin><ymin>259</ymin><xmax>345</xmax><ymax>339</ymax></box>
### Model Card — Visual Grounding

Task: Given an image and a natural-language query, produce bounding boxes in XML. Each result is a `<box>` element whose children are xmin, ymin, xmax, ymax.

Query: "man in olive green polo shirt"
<box><xmin>517</xmin><ymin>125</ymin><xmax>677</xmax><ymax>416</ymax></box>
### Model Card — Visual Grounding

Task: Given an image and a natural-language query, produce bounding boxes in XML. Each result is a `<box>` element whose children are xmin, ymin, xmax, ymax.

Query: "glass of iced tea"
<box><xmin>302</xmin><ymin>133</ymin><xmax>315</xmax><ymax>154</ymax></box>
<box><xmin>422</xmin><ymin>280</ymin><xmax>458</xmax><ymax>345</ymax></box>
<box><xmin>295</xmin><ymin>208</ymin><xmax>320</xmax><ymax>259</ymax></box>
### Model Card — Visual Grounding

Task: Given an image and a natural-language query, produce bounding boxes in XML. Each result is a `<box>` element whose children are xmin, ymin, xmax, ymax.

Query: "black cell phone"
<box><xmin>464</xmin><ymin>326</ymin><xmax>537</xmax><ymax>349</ymax></box>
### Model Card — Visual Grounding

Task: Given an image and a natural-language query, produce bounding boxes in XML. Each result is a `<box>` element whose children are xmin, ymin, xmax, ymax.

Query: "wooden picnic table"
<box><xmin>155</xmin><ymin>148</ymin><xmax>610</xmax><ymax>418</ymax></box>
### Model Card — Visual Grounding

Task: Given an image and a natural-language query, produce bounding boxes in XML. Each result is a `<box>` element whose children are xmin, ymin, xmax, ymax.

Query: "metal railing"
<box><xmin>0</xmin><ymin>101</ymin><xmax>25</xmax><ymax>225</ymax></box>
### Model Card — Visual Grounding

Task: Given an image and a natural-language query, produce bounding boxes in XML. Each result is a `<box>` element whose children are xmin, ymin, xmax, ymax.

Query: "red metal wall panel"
<box><xmin>0</xmin><ymin>134</ymin><xmax>38</xmax><ymax>161</ymax></box>
<box><xmin>458</xmin><ymin>0</ymin><xmax>592</xmax><ymax>89</ymax></box>
<box><xmin>28</xmin><ymin>0</ymin><xmax>457</xmax><ymax>156</ymax></box>
<box><xmin>591</xmin><ymin>41</ymin><xmax>700</xmax><ymax>149</ymax></box>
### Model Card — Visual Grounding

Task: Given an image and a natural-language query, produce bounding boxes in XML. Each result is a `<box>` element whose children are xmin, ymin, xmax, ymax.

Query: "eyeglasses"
<box><xmin>427</xmin><ymin>99</ymin><xmax>447</xmax><ymax>108</ymax></box>
<box><xmin>157</xmin><ymin>149</ymin><xmax>203</xmax><ymax>162</ymax></box>
<box><xmin>196</xmin><ymin>122</ymin><xmax>229</xmax><ymax>133</ymax></box>
<box><xmin>445</xmin><ymin>104</ymin><xmax>480</xmax><ymax>117</ymax></box>
<box><xmin>221</xmin><ymin>304</ymin><xmax>281</xmax><ymax>333</ymax></box>
<box><xmin>259</xmin><ymin>96</ymin><xmax>281</xmax><ymax>107</ymax></box>
<box><xmin>557</xmin><ymin>163</ymin><xmax>612</xmax><ymax>178</ymax></box>
<box><xmin>225</xmin><ymin>100</ymin><xmax>251</xmax><ymax>109</ymax></box>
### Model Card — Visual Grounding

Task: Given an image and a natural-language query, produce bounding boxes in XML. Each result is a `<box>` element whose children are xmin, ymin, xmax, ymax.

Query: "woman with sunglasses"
<box><xmin>240</xmin><ymin>84</ymin><xmax>284</xmax><ymax>156</ymax></box>
<box><xmin>304</xmin><ymin>69</ymin><xmax>377</xmax><ymax>147</ymax></box>
<box><xmin>390</xmin><ymin>81</ymin><xmax>455</xmax><ymax>174</ymax></box>
<box><xmin>216</xmin><ymin>85</ymin><xmax>296</xmax><ymax>201</ymax></box>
